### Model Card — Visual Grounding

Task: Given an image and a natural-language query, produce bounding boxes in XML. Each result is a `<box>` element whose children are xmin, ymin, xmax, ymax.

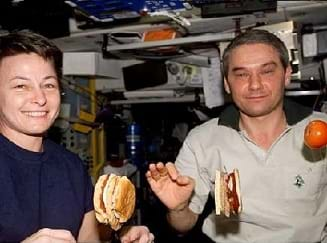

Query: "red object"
<box><xmin>304</xmin><ymin>120</ymin><xmax>327</xmax><ymax>149</ymax></box>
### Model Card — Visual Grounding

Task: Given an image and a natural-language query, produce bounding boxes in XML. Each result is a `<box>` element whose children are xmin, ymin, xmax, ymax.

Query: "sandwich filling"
<box><xmin>215</xmin><ymin>169</ymin><xmax>241</xmax><ymax>217</ymax></box>
<box><xmin>225</xmin><ymin>172</ymin><xmax>240</xmax><ymax>214</ymax></box>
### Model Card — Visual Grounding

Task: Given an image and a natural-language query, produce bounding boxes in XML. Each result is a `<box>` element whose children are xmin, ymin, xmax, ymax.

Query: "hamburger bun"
<box><xmin>94</xmin><ymin>173</ymin><xmax>136</xmax><ymax>230</ymax></box>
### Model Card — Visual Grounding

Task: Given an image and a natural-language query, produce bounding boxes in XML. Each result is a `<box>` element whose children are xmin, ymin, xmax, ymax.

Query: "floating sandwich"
<box><xmin>93</xmin><ymin>173</ymin><xmax>136</xmax><ymax>230</ymax></box>
<box><xmin>215</xmin><ymin>169</ymin><xmax>242</xmax><ymax>217</ymax></box>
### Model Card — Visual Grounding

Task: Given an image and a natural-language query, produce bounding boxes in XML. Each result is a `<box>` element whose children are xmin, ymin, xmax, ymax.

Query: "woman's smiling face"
<box><xmin>0</xmin><ymin>53</ymin><xmax>61</xmax><ymax>138</ymax></box>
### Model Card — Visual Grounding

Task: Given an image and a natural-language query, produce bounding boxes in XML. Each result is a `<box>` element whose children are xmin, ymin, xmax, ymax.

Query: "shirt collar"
<box><xmin>218</xmin><ymin>98</ymin><xmax>313</xmax><ymax>131</ymax></box>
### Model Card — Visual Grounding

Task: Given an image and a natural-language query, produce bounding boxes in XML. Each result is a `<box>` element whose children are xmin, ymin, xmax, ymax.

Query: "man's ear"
<box><xmin>224</xmin><ymin>78</ymin><xmax>231</xmax><ymax>94</ymax></box>
<box><xmin>284</xmin><ymin>65</ymin><xmax>292</xmax><ymax>86</ymax></box>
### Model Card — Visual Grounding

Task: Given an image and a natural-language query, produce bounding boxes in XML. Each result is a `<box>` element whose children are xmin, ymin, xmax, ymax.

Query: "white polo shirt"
<box><xmin>176</xmin><ymin>99</ymin><xmax>327</xmax><ymax>243</ymax></box>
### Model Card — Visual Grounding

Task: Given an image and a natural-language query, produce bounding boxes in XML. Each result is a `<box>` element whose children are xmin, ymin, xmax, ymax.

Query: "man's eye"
<box><xmin>262</xmin><ymin>69</ymin><xmax>274</xmax><ymax>74</ymax></box>
<box><xmin>14</xmin><ymin>84</ymin><xmax>27</xmax><ymax>89</ymax></box>
<box><xmin>235</xmin><ymin>73</ymin><xmax>248</xmax><ymax>77</ymax></box>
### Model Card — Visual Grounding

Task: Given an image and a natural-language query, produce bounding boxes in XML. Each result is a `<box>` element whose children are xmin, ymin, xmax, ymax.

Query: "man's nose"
<box><xmin>248</xmin><ymin>73</ymin><xmax>263</xmax><ymax>90</ymax></box>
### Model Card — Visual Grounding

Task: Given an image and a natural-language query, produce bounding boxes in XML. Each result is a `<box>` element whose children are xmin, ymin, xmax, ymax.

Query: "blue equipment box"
<box><xmin>65</xmin><ymin>0</ymin><xmax>188</xmax><ymax>22</ymax></box>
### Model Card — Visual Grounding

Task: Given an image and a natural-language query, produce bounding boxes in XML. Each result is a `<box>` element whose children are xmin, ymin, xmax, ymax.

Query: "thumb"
<box><xmin>176</xmin><ymin>175</ymin><xmax>194</xmax><ymax>186</ymax></box>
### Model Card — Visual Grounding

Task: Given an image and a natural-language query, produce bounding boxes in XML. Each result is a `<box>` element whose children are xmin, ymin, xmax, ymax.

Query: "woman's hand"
<box><xmin>119</xmin><ymin>225</ymin><xmax>155</xmax><ymax>243</ymax></box>
<box><xmin>21</xmin><ymin>228</ymin><xmax>76</xmax><ymax>243</ymax></box>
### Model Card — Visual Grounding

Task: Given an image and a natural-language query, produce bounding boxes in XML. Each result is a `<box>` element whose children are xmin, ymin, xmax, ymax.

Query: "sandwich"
<box><xmin>215</xmin><ymin>169</ymin><xmax>242</xmax><ymax>217</ymax></box>
<box><xmin>93</xmin><ymin>173</ymin><xmax>136</xmax><ymax>230</ymax></box>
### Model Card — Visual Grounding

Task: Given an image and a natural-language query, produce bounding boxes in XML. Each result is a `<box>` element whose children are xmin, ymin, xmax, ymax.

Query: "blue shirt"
<box><xmin>0</xmin><ymin>134</ymin><xmax>94</xmax><ymax>242</ymax></box>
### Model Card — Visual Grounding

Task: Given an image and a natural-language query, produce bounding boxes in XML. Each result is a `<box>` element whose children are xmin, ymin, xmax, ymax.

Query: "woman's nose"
<box><xmin>31</xmin><ymin>88</ymin><xmax>46</xmax><ymax>105</ymax></box>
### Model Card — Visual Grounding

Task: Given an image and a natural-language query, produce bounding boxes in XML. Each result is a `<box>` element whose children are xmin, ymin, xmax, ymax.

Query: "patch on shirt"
<box><xmin>294</xmin><ymin>174</ymin><xmax>305</xmax><ymax>188</ymax></box>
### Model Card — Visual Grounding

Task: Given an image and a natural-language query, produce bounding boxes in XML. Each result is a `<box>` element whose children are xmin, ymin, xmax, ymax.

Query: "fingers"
<box><xmin>22</xmin><ymin>228</ymin><xmax>76</xmax><ymax>243</ymax></box>
<box><xmin>47</xmin><ymin>229</ymin><xmax>75</xmax><ymax>241</ymax></box>
<box><xmin>147</xmin><ymin>163</ymin><xmax>161</xmax><ymax>181</ymax></box>
<box><xmin>146</xmin><ymin>162</ymin><xmax>178</xmax><ymax>182</ymax></box>
<box><xmin>158</xmin><ymin>163</ymin><xmax>168</xmax><ymax>177</ymax></box>
<box><xmin>150</xmin><ymin>233</ymin><xmax>155</xmax><ymax>242</ymax></box>
<box><xmin>120</xmin><ymin>226</ymin><xmax>154</xmax><ymax>243</ymax></box>
<box><xmin>166</xmin><ymin>162</ymin><xmax>178</xmax><ymax>180</ymax></box>
<box><xmin>138</xmin><ymin>232</ymin><xmax>155</xmax><ymax>243</ymax></box>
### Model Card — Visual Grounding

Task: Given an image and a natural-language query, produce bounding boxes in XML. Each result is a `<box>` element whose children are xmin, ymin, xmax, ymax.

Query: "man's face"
<box><xmin>0</xmin><ymin>53</ymin><xmax>61</xmax><ymax>137</ymax></box>
<box><xmin>224</xmin><ymin>43</ymin><xmax>292</xmax><ymax>118</ymax></box>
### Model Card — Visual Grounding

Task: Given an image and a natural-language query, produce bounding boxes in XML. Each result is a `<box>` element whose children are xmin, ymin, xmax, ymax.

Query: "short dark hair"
<box><xmin>0</xmin><ymin>30</ymin><xmax>63</xmax><ymax>79</ymax></box>
<box><xmin>222</xmin><ymin>29</ymin><xmax>290</xmax><ymax>78</ymax></box>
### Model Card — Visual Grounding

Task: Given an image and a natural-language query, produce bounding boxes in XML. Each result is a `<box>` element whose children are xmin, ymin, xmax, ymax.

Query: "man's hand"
<box><xmin>146</xmin><ymin>162</ymin><xmax>195</xmax><ymax>211</ymax></box>
<box><xmin>21</xmin><ymin>228</ymin><xmax>76</xmax><ymax>243</ymax></box>
<box><xmin>119</xmin><ymin>226</ymin><xmax>155</xmax><ymax>243</ymax></box>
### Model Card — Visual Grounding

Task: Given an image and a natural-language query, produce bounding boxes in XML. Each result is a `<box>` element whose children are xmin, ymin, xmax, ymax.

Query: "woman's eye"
<box><xmin>44</xmin><ymin>83</ymin><xmax>58</xmax><ymax>89</ymax></box>
<box><xmin>45</xmin><ymin>84</ymin><xmax>54</xmax><ymax>88</ymax></box>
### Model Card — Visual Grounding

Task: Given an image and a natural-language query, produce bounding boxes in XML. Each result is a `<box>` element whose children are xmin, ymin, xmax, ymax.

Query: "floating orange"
<box><xmin>304</xmin><ymin>119</ymin><xmax>327</xmax><ymax>149</ymax></box>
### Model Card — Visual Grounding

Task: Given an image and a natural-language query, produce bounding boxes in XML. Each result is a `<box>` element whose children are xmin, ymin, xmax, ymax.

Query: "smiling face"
<box><xmin>0</xmin><ymin>53</ymin><xmax>61</xmax><ymax>140</ymax></box>
<box><xmin>224</xmin><ymin>43</ymin><xmax>292</xmax><ymax>118</ymax></box>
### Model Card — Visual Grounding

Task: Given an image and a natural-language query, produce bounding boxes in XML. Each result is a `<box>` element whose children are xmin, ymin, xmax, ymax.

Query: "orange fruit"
<box><xmin>304</xmin><ymin>119</ymin><xmax>327</xmax><ymax>149</ymax></box>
